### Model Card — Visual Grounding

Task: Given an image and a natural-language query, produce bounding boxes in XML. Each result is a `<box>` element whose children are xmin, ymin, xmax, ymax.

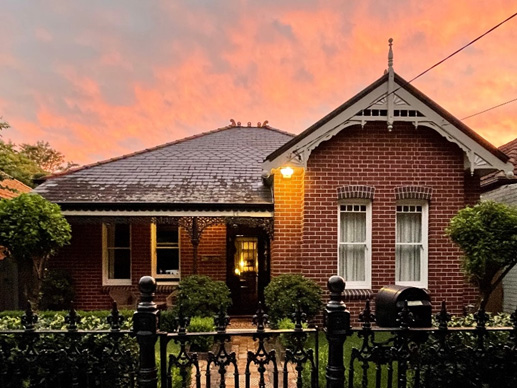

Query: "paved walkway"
<box><xmin>189</xmin><ymin>318</ymin><xmax>299</xmax><ymax>387</ymax></box>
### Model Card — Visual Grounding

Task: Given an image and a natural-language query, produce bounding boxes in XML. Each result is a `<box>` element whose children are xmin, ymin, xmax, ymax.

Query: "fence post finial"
<box><xmin>133</xmin><ymin>276</ymin><xmax>159</xmax><ymax>388</ymax></box>
<box><xmin>325</xmin><ymin>275</ymin><xmax>350</xmax><ymax>388</ymax></box>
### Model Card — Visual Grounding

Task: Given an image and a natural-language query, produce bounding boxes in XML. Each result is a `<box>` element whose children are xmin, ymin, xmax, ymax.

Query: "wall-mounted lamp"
<box><xmin>280</xmin><ymin>166</ymin><xmax>294</xmax><ymax>179</ymax></box>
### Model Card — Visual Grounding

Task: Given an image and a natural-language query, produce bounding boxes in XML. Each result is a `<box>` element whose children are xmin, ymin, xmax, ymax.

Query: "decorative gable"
<box><xmin>264</xmin><ymin>42</ymin><xmax>512</xmax><ymax>178</ymax></box>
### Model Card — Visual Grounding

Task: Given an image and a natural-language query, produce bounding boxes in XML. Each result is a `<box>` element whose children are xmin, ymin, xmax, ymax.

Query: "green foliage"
<box><xmin>187</xmin><ymin>316</ymin><xmax>215</xmax><ymax>352</ymax></box>
<box><xmin>445</xmin><ymin>312</ymin><xmax>513</xmax><ymax>328</ymax></box>
<box><xmin>0</xmin><ymin>310</ymin><xmax>136</xmax><ymax>386</ymax></box>
<box><xmin>0</xmin><ymin>119</ymin><xmax>75</xmax><ymax>185</ymax></box>
<box><xmin>159</xmin><ymin>310</ymin><xmax>176</xmax><ymax>332</ymax></box>
<box><xmin>264</xmin><ymin>274</ymin><xmax>323</xmax><ymax>327</ymax></box>
<box><xmin>277</xmin><ymin>317</ymin><xmax>308</xmax><ymax>349</ymax></box>
<box><xmin>446</xmin><ymin>201</ymin><xmax>517</xmax><ymax>306</ymax></box>
<box><xmin>0</xmin><ymin>141</ymin><xmax>46</xmax><ymax>187</ymax></box>
<box><xmin>19</xmin><ymin>140</ymin><xmax>77</xmax><ymax>173</ymax></box>
<box><xmin>0</xmin><ymin>309</ymin><xmax>134</xmax><ymax>330</ymax></box>
<box><xmin>0</xmin><ymin>117</ymin><xmax>9</xmax><ymax>131</ymax></box>
<box><xmin>172</xmin><ymin>275</ymin><xmax>231</xmax><ymax>318</ymax></box>
<box><xmin>0</xmin><ymin>193</ymin><xmax>71</xmax><ymax>262</ymax></box>
<box><xmin>38</xmin><ymin>269</ymin><xmax>76</xmax><ymax>310</ymax></box>
<box><xmin>0</xmin><ymin>193</ymin><xmax>71</xmax><ymax>303</ymax></box>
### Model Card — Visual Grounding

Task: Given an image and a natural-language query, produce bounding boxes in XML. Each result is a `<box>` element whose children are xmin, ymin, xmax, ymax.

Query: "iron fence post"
<box><xmin>324</xmin><ymin>276</ymin><xmax>350</xmax><ymax>388</ymax></box>
<box><xmin>133</xmin><ymin>276</ymin><xmax>160</xmax><ymax>388</ymax></box>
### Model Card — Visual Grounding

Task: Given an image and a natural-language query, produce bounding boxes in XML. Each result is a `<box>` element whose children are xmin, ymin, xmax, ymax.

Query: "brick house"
<box><xmin>34</xmin><ymin>60</ymin><xmax>513</xmax><ymax>315</ymax></box>
<box><xmin>481</xmin><ymin>138</ymin><xmax>517</xmax><ymax>312</ymax></box>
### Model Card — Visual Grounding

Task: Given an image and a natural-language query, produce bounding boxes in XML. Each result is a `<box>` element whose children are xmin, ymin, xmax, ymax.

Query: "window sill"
<box><xmin>395</xmin><ymin>282</ymin><xmax>428</xmax><ymax>289</ymax></box>
<box><xmin>102</xmin><ymin>281</ymin><xmax>132</xmax><ymax>288</ymax></box>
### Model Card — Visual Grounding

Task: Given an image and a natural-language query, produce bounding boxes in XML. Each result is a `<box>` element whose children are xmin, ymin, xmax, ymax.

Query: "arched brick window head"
<box><xmin>337</xmin><ymin>185</ymin><xmax>375</xmax><ymax>200</ymax></box>
<box><xmin>395</xmin><ymin>186</ymin><xmax>433</xmax><ymax>201</ymax></box>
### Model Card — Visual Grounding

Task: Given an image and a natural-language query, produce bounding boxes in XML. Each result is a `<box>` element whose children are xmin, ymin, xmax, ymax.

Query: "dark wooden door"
<box><xmin>226</xmin><ymin>226</ymin><xmax>269</xmax><ymax>315</ymax></box>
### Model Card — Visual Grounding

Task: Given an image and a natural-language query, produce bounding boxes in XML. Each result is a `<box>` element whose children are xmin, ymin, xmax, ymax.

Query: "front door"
<box><xmin>226</xmin><ymin>226</ymin><xmax>270</xmax><ymax>315</ymax></box>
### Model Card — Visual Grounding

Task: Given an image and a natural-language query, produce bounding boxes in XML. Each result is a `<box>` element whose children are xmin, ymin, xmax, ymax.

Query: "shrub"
<box><xmin>38</xmin><ymin>268</ymin><xmax>75</xmax><ymax>310</ymax></box>
<box><xmin>277</xmin><ymin>317</ymin><xmax>308</xmax><ymax>349</ymax></box>
<box><xmin>159</xmin><ymin>310</ymin><xmax>176</xmax><ymax>332</ymax></box>
<box><xmin>172</xmin><ymin>275</ymin><xmax>231</xmax><ymax>318</ymax></box>
<box><xmin>264</xmin><ymin>274</ymin><xmax>322</xmax><ymax>327</ymax></box>
<box><xmin>0</xmin><ymin>309</ymin><xmax>134</xmax><ymax>330</ymax></box>
<box><xmin>187</xmin><ymin>316</ymin><xmax>215</xmax><ymax>352</ymax></box>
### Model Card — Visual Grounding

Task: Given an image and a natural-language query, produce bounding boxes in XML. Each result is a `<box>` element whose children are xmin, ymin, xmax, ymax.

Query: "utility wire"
<box><xmin>289</xmin><ymin>11</ymin><xmax>517</xmax><ymax>157</ymax></box>
<box><xmin>462</xmin><ymin>97</ymin><xmax>517</xmax><ymax>120</ymax></box>
<box><xmin>407</xmin><ymin>11</ymin><xmax>517</xmax><ymax>84</ymax></box>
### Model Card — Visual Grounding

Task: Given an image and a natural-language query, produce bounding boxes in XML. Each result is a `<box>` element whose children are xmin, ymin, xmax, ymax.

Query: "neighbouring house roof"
<box><xmin>263</xmin><ymin>70</ymin><xmax>512</xmax><ymax>177</ymax></box>
<box><xmin>481</xmin><ymin>138</ymin><xmax>517</xmax><ymax>191</ymax></box>
<box><xmin>0</xmin><ymin>173</ymin><xmax>32</xmax><ymax>199</ymax></box>
<box><xmin>34</xmin><ymin>125</ymin><xmax>294</xmax><ymax>214</ymax></box>
<box><xmin>499</xmin><ymin>138</ymin><xmax>517</xmax><ymax>171</ymax></box>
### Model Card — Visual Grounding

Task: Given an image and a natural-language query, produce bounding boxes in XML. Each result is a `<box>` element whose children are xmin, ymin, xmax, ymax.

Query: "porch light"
<box><xmin>280</xmin><ymin>166</ymin><xmax>294</xmax><ymax>179</ymax></box>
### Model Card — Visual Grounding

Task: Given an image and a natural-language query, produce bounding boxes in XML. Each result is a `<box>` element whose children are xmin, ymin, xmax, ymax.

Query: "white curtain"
<box><xmin>396</xmin><ymin>212</ymin><xmax>421</xmax><ymax>281</ymax></box>
<box><xmin>339</xmin><ymin>212</ymin><xmax>366</xmax><ymax>282</ymax></box>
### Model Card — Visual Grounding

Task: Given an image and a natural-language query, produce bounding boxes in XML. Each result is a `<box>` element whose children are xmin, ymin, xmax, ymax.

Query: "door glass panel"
<box><xmin>234</xmin><ymin>237</ymin><xmax>258</xmax><ymax>275</ymax></box>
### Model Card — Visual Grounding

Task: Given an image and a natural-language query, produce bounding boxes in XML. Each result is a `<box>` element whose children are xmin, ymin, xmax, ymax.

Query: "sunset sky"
<box><xmin>1</xmin><ymin>1</ymin><xmax>516</xmax><ymax>166</ymax></box>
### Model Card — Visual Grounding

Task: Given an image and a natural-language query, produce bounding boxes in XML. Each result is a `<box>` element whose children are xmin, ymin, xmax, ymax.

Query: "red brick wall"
<box><xmin>271</xmin><ymin>167</ymin><xmax>304</xmax><ymax>275</ymax></box>
<box><xmin>180</xmin><ymin>224</ymin><xmax>227</xmax><ymax>281</ymax></box>
<box><xmin>49</xmin><ymin>222</ymin><xmax>227</xmax><ymax>310</ymax></box>
<box><xmin>131</xmin><ymin>223</ymin><xmax>152</xmax><ymax>286</ymax></box>
<box><xmin>48</xmin><ymin>223</ymin><xmax>109</xmax><ymax>309</ymax></box>
<box><xmin>272</xmin><ymin>122</ymin><xmax>480</xmax><ymax>316</ymax></box>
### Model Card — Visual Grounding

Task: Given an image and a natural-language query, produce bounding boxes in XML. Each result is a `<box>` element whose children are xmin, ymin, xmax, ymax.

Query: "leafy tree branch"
<box><xmin>446</xmin><ymin>201</ymin><xmax>517</xmax><ymax>310</ymax></box>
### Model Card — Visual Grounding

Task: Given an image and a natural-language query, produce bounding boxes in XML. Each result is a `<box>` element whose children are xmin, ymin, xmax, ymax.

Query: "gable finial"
<box><xmin>388</xmin><ymin>38</ymin><xmax>394</xmax><ymax>70</ymax></box>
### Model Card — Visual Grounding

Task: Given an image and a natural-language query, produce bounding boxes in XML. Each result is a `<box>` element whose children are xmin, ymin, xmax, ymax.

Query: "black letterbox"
<box><xmin>375</xmin><ymin>285</ymin><xmax>431</xmax><ymax>328</ymax></box>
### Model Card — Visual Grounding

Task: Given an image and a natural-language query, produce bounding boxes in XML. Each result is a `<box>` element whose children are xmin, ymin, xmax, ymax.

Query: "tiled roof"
<box><xmin>499</xmin><ymin>138</ymin><xmax>517</xmax><ymax>170</ymax></box>
<box><xmin>481</xmin><ymin>138</ymin><xmax>517</xmax><ymax>191</ymax></box>
<box><xmin>35</xmin><ymin>126</ymin><xmax>294</xmax><ymax>207</ymax></box>
<box><xmin>0</xmin><ymin>174</ymin><xmax>32</xmax><ymax>199</ymax></box>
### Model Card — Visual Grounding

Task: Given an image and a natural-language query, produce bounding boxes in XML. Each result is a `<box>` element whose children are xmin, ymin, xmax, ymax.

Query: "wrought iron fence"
<box><xmin>324</xmin><ymin>275</ymin><xmax>517</xmax><ymax>388</ymax></box>
<box><xmin>0</xmin><ymin>303</ymin><xmax>137</xmax><ymax>387</ymax></box>
<box><xmin>159</xmin><ymin>302</ymin><xmax>319</xmax><ymax>388</ymax></box>
<box><xmin>2</xmin><ymin>275</ymin><xmax>517</xmax><ymax>388</ymax></box>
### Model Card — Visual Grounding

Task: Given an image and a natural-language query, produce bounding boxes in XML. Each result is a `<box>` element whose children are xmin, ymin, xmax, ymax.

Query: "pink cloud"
<box><xmin>0</xmin><ymin>0</ymin><xmax>515</xmax><ymax>167</ymax></box>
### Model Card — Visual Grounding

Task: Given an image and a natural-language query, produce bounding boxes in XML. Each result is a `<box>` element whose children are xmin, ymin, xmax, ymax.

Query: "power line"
<box><xmin>290</xmin><ymin>11</ymin><xmax>517</xmax><ymax>157</ymax></box>
<box><xmin>462</xmin><ymin>97</ymin><xmax>517</xmax><ymax>120</ymax></box>
<box><xmin>408</xmin><ymin>11</ymin><xmax>517</xmax><ymax>84</ymax></box>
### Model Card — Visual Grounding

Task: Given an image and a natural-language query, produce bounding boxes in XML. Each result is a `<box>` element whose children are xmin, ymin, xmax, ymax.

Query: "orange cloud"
<box><xmin>0</xmin><ymin>0</ymin><xmax>515</xmax><ymax>167</ymax></box>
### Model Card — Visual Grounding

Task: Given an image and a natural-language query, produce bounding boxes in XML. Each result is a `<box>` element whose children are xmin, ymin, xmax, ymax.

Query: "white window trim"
<box><xmin>151</xmin><ymin>223</ymin><xmax>181</xmax><ymax>284</ymax></box>
<box><xmin>337</xmin><ymin>199</ymin><xmax>372</xmax><ymax>289</ymax></box>
<box><xmin>102</xmin><ymin>223</ymin><xmax>132</xmax><ymax>286</ymax></box>
<box><xmin>395</xmin><ymin>200</ymin><xmax>428</xmax><ymax>289</ymax></box>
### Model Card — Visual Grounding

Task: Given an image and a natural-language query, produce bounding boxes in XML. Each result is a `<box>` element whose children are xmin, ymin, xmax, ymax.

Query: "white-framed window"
<box><xmin>151</xmin><ymin>223</ymin><xmax>180</xmax><ymax>282</ymax></box>
<box><xmin>395</xmin><ymin>201</ymin><xmax>428</xmax><ymax>288</ymax></box>
<box><xmin>338</xmin><ymin>200</ymin><xmax>372</xmax><ymax>289</ymax></box>
<box><xmin>102</xmin><ymin>223</ymin><xmax>131</xmax><ymax>286</ymax></box>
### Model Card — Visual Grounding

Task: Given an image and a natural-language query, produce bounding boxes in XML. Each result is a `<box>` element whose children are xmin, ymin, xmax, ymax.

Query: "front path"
<box><xmin>189</xmin><ymin>318</ymin><xmax>299</xmax><ymax>387</ymax></box>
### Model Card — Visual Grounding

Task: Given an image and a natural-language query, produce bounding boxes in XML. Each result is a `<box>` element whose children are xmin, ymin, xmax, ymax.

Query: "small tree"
<box><xmin>0</xmin><ymin>193</ymin><xmax>71</xmax><ymax>304</ymax></box>
<box><xmin>446</xmin><ymin>201</ymin><xmax>517</xmax><ymax>310</ymax></box>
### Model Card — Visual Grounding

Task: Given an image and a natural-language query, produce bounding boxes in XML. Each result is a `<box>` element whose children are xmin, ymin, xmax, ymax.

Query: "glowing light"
<box><xmin>280</xmin><ymin>166</ymin><xmax>294</xmax><ymax>179</ymax></box>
